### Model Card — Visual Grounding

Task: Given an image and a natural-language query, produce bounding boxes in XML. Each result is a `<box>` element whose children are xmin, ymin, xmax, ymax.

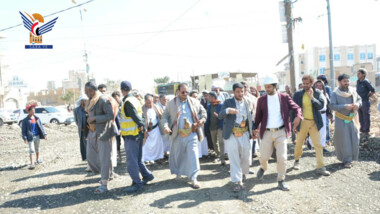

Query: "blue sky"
<box><xmin>0</xmin><ymin>0</ymin><xmax>379</xmax><ymax>92</ymax></box>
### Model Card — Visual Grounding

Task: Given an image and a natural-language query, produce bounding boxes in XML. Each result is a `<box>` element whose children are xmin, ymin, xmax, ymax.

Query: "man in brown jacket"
<box><xmin>161</xmin><ymin>83</ymin><xmax>207</xmax><ymax>189</ymax></box>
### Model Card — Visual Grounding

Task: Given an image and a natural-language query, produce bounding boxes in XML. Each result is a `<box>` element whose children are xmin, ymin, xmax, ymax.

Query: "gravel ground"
<box><xmin>0</xmin><ymin>121</ymin><xmax>379</xmax><ymax>214</ymax></box>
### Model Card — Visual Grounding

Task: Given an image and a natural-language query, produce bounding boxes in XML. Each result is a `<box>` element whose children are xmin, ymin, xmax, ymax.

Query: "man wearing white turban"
<box><xmin>74</xmin><ymin>95</ymin><xmax>89</xmax><ymax>165</ymax></box>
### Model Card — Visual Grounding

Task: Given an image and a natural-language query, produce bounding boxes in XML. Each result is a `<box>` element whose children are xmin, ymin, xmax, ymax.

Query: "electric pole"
<box><xmin>285</xmin><ymin>0</ymin><xmax>296</xmax><ymax>91</ymax></box>
<box><xmin>327</xmin><ymin>0</ymin><xmax>335</xmax><ymax>89</ymax></box>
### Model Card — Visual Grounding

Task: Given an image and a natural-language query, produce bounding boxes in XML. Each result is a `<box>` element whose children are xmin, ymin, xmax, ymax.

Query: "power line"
<box><xmin>0</xmin><ymin>0</ymin><xmax>95</xmax><ymax>32</ymax></box>
<box><xmin>1</xmin><ymin>22</ymin><xmax>256</xmax><ymax>43</ymax></box>
<box><xmin>132</xmin><ymin>0</ymin><xmax>201</xmax><ymax>49</ymax></box>
<box><xmin>90</xmin><ymin>44</ymin><xmax>280</xmax><ymax>59</ymax></box>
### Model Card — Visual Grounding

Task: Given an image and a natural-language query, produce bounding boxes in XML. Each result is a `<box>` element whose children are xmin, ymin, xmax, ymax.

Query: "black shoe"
<box><xmin>323</xmin><ymin>148</ymin><xmax>330</xmax><ymax>154</ymax></box>
<box><xmin>293</xmin><ymin>160</ymin><xmax>300</xmax><ymax>170</ymax></box>
<box><xmin>249</xmin><ymin>170</ymin><xmax>255</xmax><ymax>175</ymax></box>
<box><xmin>307</xmin><ymin>140</ymin><xmax>312</xmax><ymax>150</ymax></box>
<box><xmin>124</xmin><ymin>184</ymin><xmax>143</xmax><ymax>193</ymax></box>
<box><xmin>257</xmin><ymin>168</ymin><xmax>265</xmax><ymax>180</ymax></box>
<box><xmin>142</xmin><ymin>174</ymin><xmax>154</xmax><ymax>185</ymax></box>
<box><xmin>277</xmin><ymin>180</ymin><xmax>290</xmax><ymax>191</ymax></box>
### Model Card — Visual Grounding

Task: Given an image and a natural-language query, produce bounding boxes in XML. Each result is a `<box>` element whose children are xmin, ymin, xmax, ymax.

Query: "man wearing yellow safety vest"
<box><xmin>161</xmin><ymin>83</ymin><xmax>207</xmax><ymax>189</ymax></box>
<box><xmin>120</xmin><ymin>81</ymin><xmax>154</xmax><ymax>193</ymax></box>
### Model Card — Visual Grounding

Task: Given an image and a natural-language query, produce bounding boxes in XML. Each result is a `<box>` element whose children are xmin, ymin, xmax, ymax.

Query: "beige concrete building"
<box><xmin>298</xmin><ymin>44</ymin><xmax>377</xmax><ymax>85</ymax></box>
<box><xmin>62</xmin><ymin>70</ymin><xmax>88</xmax><ymax>91</ymax></box>
<box><xmin>191</xmin><ymin>71</ymin><xmax>258</xmax><ymax>92</ymax></box>
<box><xmin>324</xmin><ymin>63</ymin><xmax>376</xmax><ymax>87</ymax></box>
<box><xmin>28</xmin><ymin>87</ymin><xmax>82</xmax><ymax>106</ymax></box>
<box><xmin>28</xmin><ymin>70</ymin><xmax>89</xmax><ymax>106</ymax></box>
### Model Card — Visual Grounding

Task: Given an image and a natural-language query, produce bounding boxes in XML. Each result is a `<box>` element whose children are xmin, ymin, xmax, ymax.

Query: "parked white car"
<box><xmin>15</xmin><ymin>106</ymin><xmax>75</xmax><ymax>126</ymax></box>
<box><xmin>0</xmin><ymin>109</ymin><xmax>18</xmax><ymax>126</ymax></box>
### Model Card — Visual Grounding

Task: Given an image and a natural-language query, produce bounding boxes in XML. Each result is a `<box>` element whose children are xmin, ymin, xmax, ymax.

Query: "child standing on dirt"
<box><xmin>21</xmin><ymin>104</ymin><xmax>47</xmax><ymax>169</ymax></box>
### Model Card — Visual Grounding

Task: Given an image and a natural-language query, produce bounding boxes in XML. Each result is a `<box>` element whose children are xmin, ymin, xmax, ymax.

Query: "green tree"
<box><xmin>103</xmin><ymin>79</ymin><xmax>122</xmax><ymax>93</ymax></box>
<box><xmin>154</xmin><ymin>76</ymin><xmax>170</xmax><ymax>84</ymax></box>
<box><xmin>61</xmin><ymin>91</ymin><xmax>74</xmax><ymax>105</ymax></box>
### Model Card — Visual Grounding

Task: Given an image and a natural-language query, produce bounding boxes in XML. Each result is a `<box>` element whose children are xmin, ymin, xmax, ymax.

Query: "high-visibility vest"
<box><xmin>120</xmin><ymin>96</ymin><xmax>142</xmax><ymax>136</ymax></box>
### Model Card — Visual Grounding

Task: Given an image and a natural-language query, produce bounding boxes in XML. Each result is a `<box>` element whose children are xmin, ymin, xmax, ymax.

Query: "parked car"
<box><xmin>16</xmin><ymin>106</ymin><xmax>75</xmax><ymax>126</ymax></box>
<box><xmin>0</xmin><ymin>109</ymin><xmax>18</xmax><ymax>126</ymax></box>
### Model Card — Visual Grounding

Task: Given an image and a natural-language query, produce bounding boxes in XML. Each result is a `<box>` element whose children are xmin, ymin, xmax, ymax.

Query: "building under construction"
<box><xmin>191</xmin><ymin>71</ymin><xmax>258</xmax><ymax>92</ymax></box>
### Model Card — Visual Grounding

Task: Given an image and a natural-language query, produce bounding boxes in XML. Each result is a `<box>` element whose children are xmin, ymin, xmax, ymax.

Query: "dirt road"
<box><xmin>0</xmin><ymin>123</ymin><xmax>379</xmax><ymax>214</ymax></box>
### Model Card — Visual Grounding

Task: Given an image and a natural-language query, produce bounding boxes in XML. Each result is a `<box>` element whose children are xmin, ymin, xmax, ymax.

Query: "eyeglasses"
<box><xmin>181</xmin><ymin>91</ymin><xmax>189</xmax><ymax>95</ymax></box>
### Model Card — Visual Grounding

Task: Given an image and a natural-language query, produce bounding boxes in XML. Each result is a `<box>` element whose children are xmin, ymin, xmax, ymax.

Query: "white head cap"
<box><xmin>263</xmin><ymin>74</ymin><xmax>279</xmax><ymax>85</ymax></box>
<box><xmin>76</xmin><ymin>95</ymin><xmax>89</xmax><ymax>107</ymax></box>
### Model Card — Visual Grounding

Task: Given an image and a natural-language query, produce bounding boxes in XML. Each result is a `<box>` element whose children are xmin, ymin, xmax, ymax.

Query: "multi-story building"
<box><xmin>62</xmin><ymin>70</ymin><xmax>87</xmax><ymax>92</ymax></box>
<box><xmin>28</xmin><ymin>70</ymin><xmax>89</xmax><ymax>106</ymax></box>
<box><xmin>47</xmin><ymin>81</ymin><xmax>56</xmax><ymax>91</ymax></box>
<box><xmin>298</xmin><ymin>44</ymin><xmax>377</xmax><ymax>85</ymax></box>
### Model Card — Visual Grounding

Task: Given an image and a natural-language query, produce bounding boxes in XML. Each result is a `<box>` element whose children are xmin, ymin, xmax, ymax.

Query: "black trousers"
<box><xmin>116</xmin><ymin>135</ymin><xmax>122</xmax><ymax>151</ymax></box>
<box><xmin>79</xmin><ymin>131</ymin><xmax>87</xmax><ymax>161</ymax></box>
<box><xmin>205</xmin><ymin>128</ymin><xmax>214</xmax><ymax>151</ymax></box>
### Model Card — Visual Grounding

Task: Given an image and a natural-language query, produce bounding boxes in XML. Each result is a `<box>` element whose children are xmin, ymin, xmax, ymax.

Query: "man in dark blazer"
<box><xmin>218</xmin><ymin>83</ymin><xmax>256</xmax><ymax>192</ymax></box>
<box><xmin>255</xmin><ymin>74</ymin><xmax>302</xmax><ymax>191</ymax></box>
<box><xmin>292</xmin><ymin>75</ymin><xmax>330</xmax><ymax>176</ymax></box>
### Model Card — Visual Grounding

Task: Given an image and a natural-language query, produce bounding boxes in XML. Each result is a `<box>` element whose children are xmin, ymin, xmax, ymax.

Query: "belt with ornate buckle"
<box><xmin>232</xmin><ymin>126</ymin><xmax>248</xmax><ymax>137</ymax></box>
<box><xmin>178</xmin><ymin>128</ymin><xmax>192</xmax><ymax>138</ymax></box>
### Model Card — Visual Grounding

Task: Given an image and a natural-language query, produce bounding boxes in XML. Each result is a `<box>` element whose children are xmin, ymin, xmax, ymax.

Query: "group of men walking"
<box><xmin>63</xmin><ymin>68</ymin><xmax>375</xmax><ymax>194</ymax></box>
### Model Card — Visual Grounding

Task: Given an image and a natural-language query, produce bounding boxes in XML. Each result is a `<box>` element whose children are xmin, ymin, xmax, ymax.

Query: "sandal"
<box><xmin>109</xmin><ymin>172</ymin><xmax>119</xmax><ymax>180</ymax></box>
<box><xmin>233</xmin><ymin>183</ymin><xmax>243</xmax><ymax>192</ymax></box>
<box><xmin>344</xmin><ymin>163</ymin><xmax>352</xmax><ymax>168</ymax></box>
<box><xmin>192</xmin><ymin>180</ymin><xmax>201</xmax><ymax>189</ymax></box>
<box><xmin>94</xmin><ymin>185</ymin><xmax>108</xmax><ymax>194</ymax></box>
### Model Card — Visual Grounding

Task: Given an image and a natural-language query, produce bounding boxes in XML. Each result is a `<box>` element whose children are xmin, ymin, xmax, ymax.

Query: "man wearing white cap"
<box><xmin>212</xmin><ymin>85</ymin><xmax>229</xmax><ymax>103</ymax></box>
<box><xmin>255</xmin><ymin>74</ymin><xmax>302</xmax><ymax>191</ymax></box>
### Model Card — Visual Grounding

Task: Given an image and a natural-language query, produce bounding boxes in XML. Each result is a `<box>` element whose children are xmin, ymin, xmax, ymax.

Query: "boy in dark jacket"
<box><xmin>205</xmin><ymin>91</ymin><xmax>225</xmax><ymax>164</ymax></box>
<box><xmin>22</xmin><ymin>104</ymin><xmax>47</xmax><ymax>169</ymax></box>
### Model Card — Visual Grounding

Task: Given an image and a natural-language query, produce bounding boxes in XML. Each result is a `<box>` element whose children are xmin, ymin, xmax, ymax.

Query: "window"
<box><xmin>45</xmin><ymin>107</ymin><xmax>59</xmax><ymax>113</ymax></box>
<box><xmin>319</xmin><ymin>55</ymin><xmax>326</xmax><ymax>62</ymax></box>
<box><xmin>347</xmin><ymin>53</ymin><xmax>354</xmax><ymax>60</ymax></box>
<box><xmin>320</xmin><ymin>68</ymin><xmax>325</xmax><ymax>75</ymax></box>
<box><xmin>35</xmin><ymin>108</ymin><xmax>45</xmax><ymax>114</ymax></box>
<box><xmin>360</xmin><ymin>53</ymin><xmax>366</xmax><ymax>60</ymax></box>
<box><xmin>334</xmin><ymin>54</ymin><xmax>340</xmax><ymax>61</ymax></box>
<box><xmin>368</xmin><ymin>52</ymin><xmax>373</xmax><ymax>59</ymax></box>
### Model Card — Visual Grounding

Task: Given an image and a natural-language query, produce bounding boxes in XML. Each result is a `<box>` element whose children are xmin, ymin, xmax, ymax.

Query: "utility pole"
<box><xmin>285</xmin><ymin>0</ymin><xmax>296</xmax><ymax>91</ymax></box>
<box><xmin>80</xmin><ymin>10</ymin><xmax>90</xmax><ymax>82</ymax></box>
<box><xmin>326</xmin><ymin>0</ymin><xmax>335</xmax><ymax>89</ymax></box>
<box><xmin>0</xmin><ymin>63</ymin><xmax>3</xmax><ymax>108</ymax></box>
<box><xmin>73</xmin><ymin>1</ymin><xmax>90</xmax><ymax>82</ymax></box>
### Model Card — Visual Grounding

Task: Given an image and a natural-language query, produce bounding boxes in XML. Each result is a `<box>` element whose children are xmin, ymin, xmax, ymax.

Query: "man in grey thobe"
<box><xmin>161</xmin><ymin>83</ymin><xmax>207</xmax><ymax>189</ymax></box>
<box><xmin>73</xmin><ymin>95</ymin><xmax>88</xmax><ymax>162</ymax></box>
<box><xmin>330</xmin><ymin>74</ymin><xmax>361</xmax><ymax>168</ymax></box>
<box><xmin>85</xmin><ymin>82</ymin><xmax>117</xmax><ymax>194</ymax></box>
